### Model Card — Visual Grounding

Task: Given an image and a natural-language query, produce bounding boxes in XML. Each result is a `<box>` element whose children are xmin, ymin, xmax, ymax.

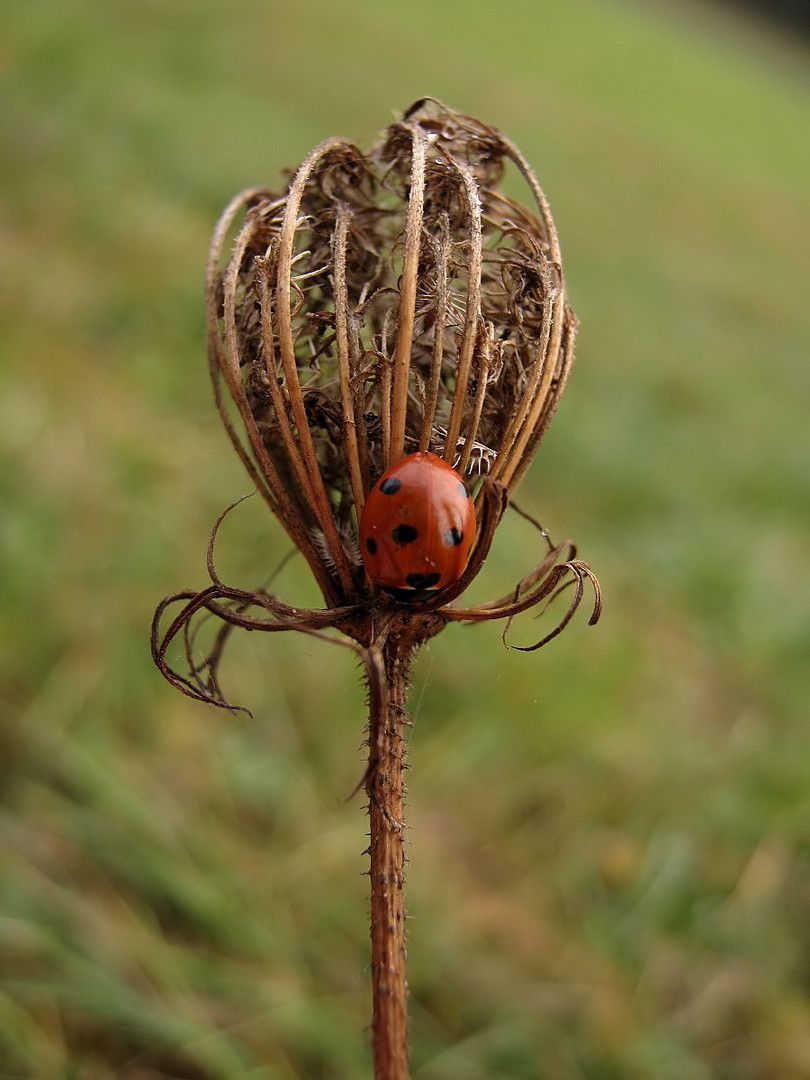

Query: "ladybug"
<box><xmin>360</xmin><ymin>452</ymin><xmax>476</xmax><ymax>598</ymax></box>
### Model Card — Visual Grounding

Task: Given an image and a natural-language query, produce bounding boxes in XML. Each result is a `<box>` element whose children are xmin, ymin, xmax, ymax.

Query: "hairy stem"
<box><xmin>364</xmin><ymin>636</ymin><xmax>413</xmax><ymax>1080</ymax></box>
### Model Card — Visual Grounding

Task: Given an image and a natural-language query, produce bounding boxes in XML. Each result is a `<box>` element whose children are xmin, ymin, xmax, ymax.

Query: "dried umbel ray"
<box><xmin>152</xmin><ymin>99</ymin><xmax>600</xmax><ymax>1079</ymax></box>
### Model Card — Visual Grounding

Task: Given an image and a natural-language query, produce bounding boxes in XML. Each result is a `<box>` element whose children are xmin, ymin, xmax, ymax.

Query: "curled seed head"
<box><xmin>207</xmin><ymin>98</ymin><xmax>577</xmax><ymax>604</ymax></box>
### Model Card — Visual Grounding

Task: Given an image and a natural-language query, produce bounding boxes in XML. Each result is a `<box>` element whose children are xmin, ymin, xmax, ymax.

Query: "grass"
<box><xmin>1</xmin><ymin>0</ymin><xmax>808</xmax><ymax>1076</ymax></box>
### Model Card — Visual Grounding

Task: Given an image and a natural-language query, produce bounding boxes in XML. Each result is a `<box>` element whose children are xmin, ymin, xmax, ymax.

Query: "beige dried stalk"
<box><xmin>152</xmin><ymin>99</ymin><xmax>600</xmax><ymax>1080</ymax></box>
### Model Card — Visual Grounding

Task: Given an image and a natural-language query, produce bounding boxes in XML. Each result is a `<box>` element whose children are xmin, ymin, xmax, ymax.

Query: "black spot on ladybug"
<box><xmin>444</xmin><ymin>527</ymin><xmax>464</xmax><ymax>546</ymax></box>
<box><xmin>380</xmin><ymin>477</ymin><xmax>402</xmax><ymax>495</ymax></box>
<box><xmin>391</xmin><ymin>524</ymin><xmax>418</xmax><ymax>545</ymax></box>
<box><xmin>405</xmin><ymin>572</ymin><xmax>441</xmax><ymax>590</ymax></box>
<box><xmin>365</xmin><ymin>537</ymin><xmax>377</xmax><ymax>555</ymax></box>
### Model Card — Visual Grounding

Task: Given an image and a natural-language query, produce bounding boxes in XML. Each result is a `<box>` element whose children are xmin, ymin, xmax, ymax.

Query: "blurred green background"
<box><xmin>2</xmin><ymin>1</ymin><xmax>808</xmax><ymax>1077</ymax></box>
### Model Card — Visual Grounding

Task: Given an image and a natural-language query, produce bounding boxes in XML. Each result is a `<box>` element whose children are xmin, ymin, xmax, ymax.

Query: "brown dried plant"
<box><xmin>152</xmin><ymin>99</ymin><xmax>600</xmax><ymax>1080</ymax></box>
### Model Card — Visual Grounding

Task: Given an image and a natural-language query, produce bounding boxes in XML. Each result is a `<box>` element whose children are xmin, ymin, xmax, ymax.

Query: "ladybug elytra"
<box><xmin>359</xmin><ymin>452</ymin><xmax>475</xmax><ymax>598</ymax></box>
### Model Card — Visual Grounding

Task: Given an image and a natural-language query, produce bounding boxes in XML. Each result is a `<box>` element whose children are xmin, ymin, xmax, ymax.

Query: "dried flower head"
<box><xmin>152</xmin><ymin>98</ymin><xmax>600</xmax><ymax>708</ymax></box>
<box><xmin>151</xmin><ymin>99</ymin><xmax>602</xmax><ymax>1079</ymax></box>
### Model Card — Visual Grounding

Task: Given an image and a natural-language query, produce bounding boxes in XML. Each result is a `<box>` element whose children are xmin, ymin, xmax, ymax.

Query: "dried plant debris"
<box><xmin>153</xmin><ymin>99</ymin><xmax>600</xmax><ymax>711</ymax></box>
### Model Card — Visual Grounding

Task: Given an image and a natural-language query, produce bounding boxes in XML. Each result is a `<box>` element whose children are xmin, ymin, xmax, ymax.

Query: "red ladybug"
<box><xmin>360</xmin><ymin>452</ymin><xmax>476</xmax><ymax>597</ymax></box>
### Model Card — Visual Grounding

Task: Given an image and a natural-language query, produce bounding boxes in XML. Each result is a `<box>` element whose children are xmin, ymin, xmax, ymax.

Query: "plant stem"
<box><xmin>365</xmin><ymin>635</ymin><xmax>413</xmax><ymax>1080</ymax></box>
